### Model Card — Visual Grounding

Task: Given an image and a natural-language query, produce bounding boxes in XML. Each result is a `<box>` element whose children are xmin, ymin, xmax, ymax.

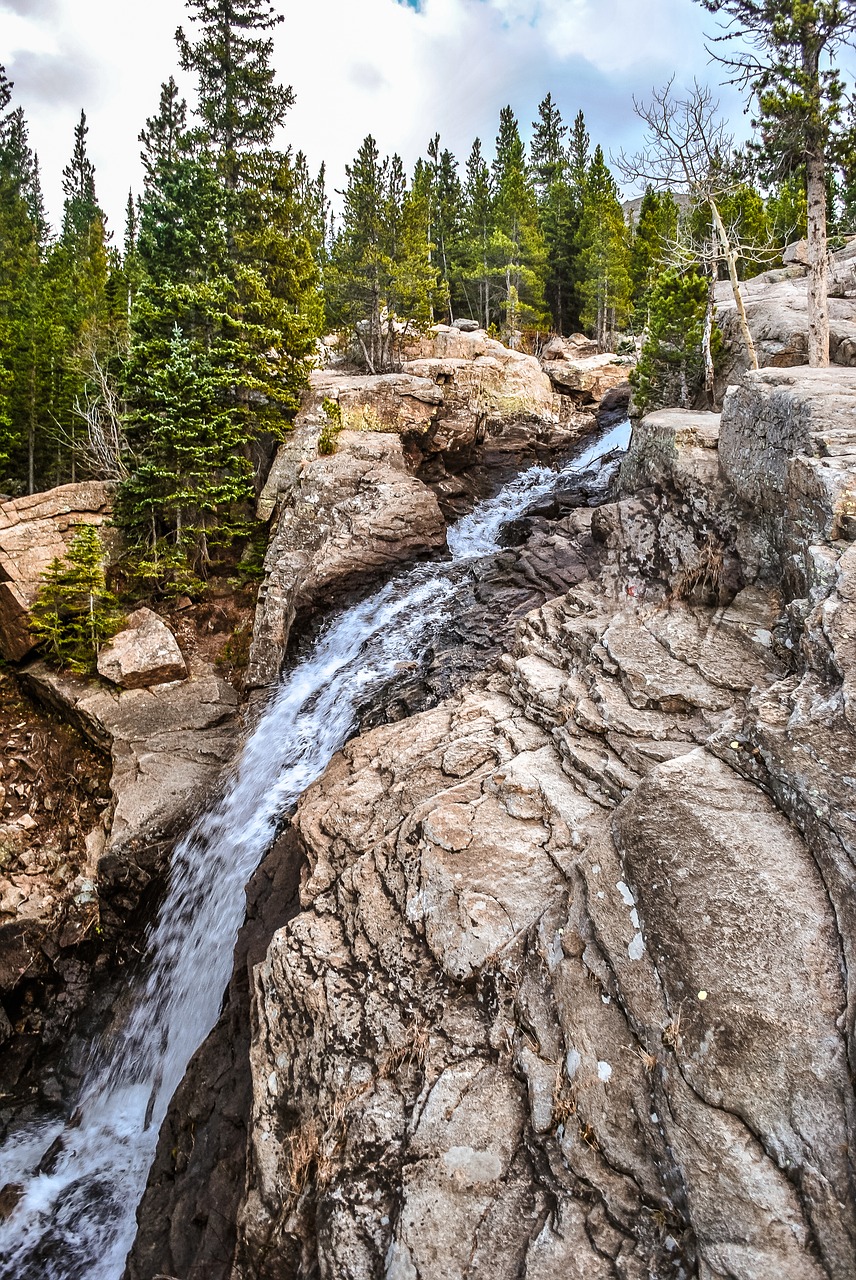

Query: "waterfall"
<box><xmin>0</xmin><ymin>419</ymin><xmax>630</xmax><ymax>1280</ymax></box>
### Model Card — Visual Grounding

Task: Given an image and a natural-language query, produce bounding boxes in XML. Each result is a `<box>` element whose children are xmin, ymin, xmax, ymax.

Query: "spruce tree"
<box><xmin>631</xmin><ymin>270</ymin><xmax>712</xmax><ymax>412</ymax></box>
<box><xmin>326</xmin><ymin>136</ymin><xmax>436</xmax><ymax>371</ymax></box>
<box><xmin>489</xmin><ymin>106</ymin><xmax>549</xmax><ymax>341</ymax></box>
<box><xmin>531</xmin><ymin>93</ymin><xmax>575</xmax><ymax>333</ymax></box>
<box><xmin>578</xmin><ymin>147</ymin><xmax>631</xmax><ymax>349</ymax></box>
<box><xmin>0</xmin><ymin>69</ymin><xmax>53</xmax><ymax>491</ymax></box>
<box><xmin>460</xmin><ymin>138</ymin><xmax>495</xmax><ymax>328</ymax></box>
<box><xmin>31</xmin><ymin>524</ymin><xmax>123</xmax><ymax>674</ymax></box>
<box><xmin>630</xmin><ymin>189</ymin><xmax>679</xmax><ymax>323</ymax></box>
<box><xmin>122</xmin><ymin>3</ymin><xmax>321</xmax><ymax>574</ymax></box>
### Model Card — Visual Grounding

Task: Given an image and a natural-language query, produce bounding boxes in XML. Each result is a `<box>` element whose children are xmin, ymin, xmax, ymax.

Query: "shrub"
<box><xmin>318</xmin><ymin>396</ymin><xmax>343</xmax><ymax>455</ymax></box>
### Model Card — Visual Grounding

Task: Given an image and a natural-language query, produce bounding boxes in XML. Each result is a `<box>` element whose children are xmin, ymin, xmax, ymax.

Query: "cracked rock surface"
<box><xmin>229</xmin><ymin>370</ymin><xmax>856</xmax><ymax>1280</ymax></box>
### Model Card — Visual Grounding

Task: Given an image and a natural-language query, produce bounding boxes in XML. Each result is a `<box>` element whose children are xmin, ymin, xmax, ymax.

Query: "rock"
<box><xmin>0</xmin><ymin>481</ymin><xmax>116</xmax><ymax>661</ymax></box>
<box><xmin>452</xmin><ymin>318</ymin><xmax>481</xmax><ymax>332</ymax></box>
<box><xmin>21</xmin><ymin>658</ymin><xmax>238</xmax><ymax>857</ymax></box>
<box><xmin>714</xmin><ymin>244</ymin><xmax>856</xmax><ymax>397</ymax></box>
<box><xmin>314</xmin><ymin>370</ymin><xmax>443</xmax><ymax>438</ymax></box>
<box><xmin>136</xmin><ymin>357</ymin><xmax>856</xmax><ymax>1279</ymax></box>
<box><xmin>782</xmin><ymin>237</ymin><xmax>810</xmax><ymax>266</ymax></box>
<box><xmin>400</xmin><ymin>324</ymin><xmax>556</xmax><ymax>439</ymax></box>
<box><xmin>97</xmin><ymin>608</ymin><xmax>187</xmax><ymax>690</ymax></box>
<box><xmin>247</xmin><ymin>430</ymin><xmax>446</xmax><ymax>690</ymax></box>
<box><xmin>542</xmin><ymin>353</ymin><xmax>633</xmax><ymax>403</ymax></box>
<box><xmin>541</xmin><ymin>332</ymin><xmax>600</xmax><ymax>360</ymax></box>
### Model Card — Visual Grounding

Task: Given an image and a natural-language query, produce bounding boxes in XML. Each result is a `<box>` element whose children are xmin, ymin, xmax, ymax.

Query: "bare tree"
<box><xmin>617</xmin><ymin>79</ymin><xmax>761</xmax><ymax>398</ymax></box>
<box><xmin>53</xmin><ymin>331</ymin><xmax>130</xmax><ymax>481</ymax></box>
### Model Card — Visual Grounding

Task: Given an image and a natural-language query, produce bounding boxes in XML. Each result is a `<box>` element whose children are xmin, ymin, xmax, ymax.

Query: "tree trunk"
<box><xmin>703</xmin><ymin>262</ymin><xmax>717</xmax><ymax>409</ymax></box>
<box><xmin>806</xmin><ymin>146</ymin><xmax>830</xmax><ymax>367</ymax></box>
<box><xmin>710</xmin><ymin>197</ymin><xmax>758</xmax><ymax>371</ymax></box>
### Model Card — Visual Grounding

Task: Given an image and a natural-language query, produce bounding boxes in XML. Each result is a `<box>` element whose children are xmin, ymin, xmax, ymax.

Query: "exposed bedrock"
<box><xmin>246</xmin><ymin>334</ymin><xmax>603</xmax><ymax>693</ymax></box>
<box><xmin>714</xmin><ymin>243</ymin><xmax>856</xmax><ymax>401</ymax></box>
<box><xmin>222</xmin><ymin>367</ymin><xmax>856</xmax><ymax>1280</ymax></box>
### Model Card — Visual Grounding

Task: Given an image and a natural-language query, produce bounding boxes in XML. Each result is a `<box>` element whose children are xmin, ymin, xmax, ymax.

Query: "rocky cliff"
<box><xmin>221</xmin><ymin>367</ymin><xmax>856</xmax><ymax>1280</ymax></box>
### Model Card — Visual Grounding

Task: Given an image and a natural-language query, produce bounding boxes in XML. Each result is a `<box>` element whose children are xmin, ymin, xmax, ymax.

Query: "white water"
<box><xmin>0</xmin><ymin>419</ymin><xmax>629</xmax><ymax>1280</ymax></box>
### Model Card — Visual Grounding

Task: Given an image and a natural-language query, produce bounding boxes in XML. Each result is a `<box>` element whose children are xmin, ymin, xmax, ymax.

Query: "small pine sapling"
<box><xmin>31</xmin><ymin>524</ymin><xmax>123</xmax><ymax>674</ymax></box>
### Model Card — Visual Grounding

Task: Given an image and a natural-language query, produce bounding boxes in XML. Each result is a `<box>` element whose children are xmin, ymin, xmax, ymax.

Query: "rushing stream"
<box><xmin>0</xmin><ymin>420</ymin><xmax>630</xmax><ymax>1279</ymax></box>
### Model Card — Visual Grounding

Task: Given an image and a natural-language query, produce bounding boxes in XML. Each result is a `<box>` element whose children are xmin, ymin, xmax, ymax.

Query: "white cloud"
<box><xmin>0</xmin><ymin>0</ymin><xmax>750</xmax><ymax>232</ymax></box>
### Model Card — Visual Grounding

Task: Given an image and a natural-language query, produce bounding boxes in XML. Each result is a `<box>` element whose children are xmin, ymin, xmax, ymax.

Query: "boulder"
<box><xmin>452</xmin><ymin>318</ymin><xmax>481</xmax><ymax>333</ymax></box>
<box><xmin>401</xmin><ymin>325</ymin><xmax>556</xmax><ymax>435</ymax></box>
<box><xmin>541</xmin><ymin>332</ymin><xmax>600</xmax><ymax>360</ymax></box>
<box><xmin>715</xmin><ymin>244</ymin><xmax>856</xmax><ymax>396</ymax></box>
<box><xmin>247</xmin><ymin>430</ymin><xmax>446</xmax><ymax>690</ymax></box>
<box><xmin>782</xmin><ymin>237</ymin><xmax>810</xmax><ymax>266</ymax></box>
<box><xmin>542</xmin><ymin>352</ymin><xmax>633</xmax><ymax>403</ymax></box>
<box><xmin>22</xmin><ymin>657</ymin><xmax>238</xmax><ymax>855</ymax></box>
<box><xmin>96</xmin><ymin>608</ymin><xmax>187</xmax><ymax>689</ymax></box>
<box><xmin>0</xmin><ymin>481</ymin><xmax>116</xmax><ymax>662</ymax></box>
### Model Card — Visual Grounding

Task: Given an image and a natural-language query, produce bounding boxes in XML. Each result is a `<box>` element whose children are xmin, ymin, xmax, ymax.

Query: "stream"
<box><xmin>0</xmin><ymin>419</ymin><xmax>630</xmax><ymax>1279</ymax></box>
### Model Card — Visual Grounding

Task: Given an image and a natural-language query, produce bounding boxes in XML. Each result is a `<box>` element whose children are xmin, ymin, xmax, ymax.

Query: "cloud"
<box><xmin>7</xmin><ymin>48</ymin><xmax>100</xmax><ymax>108</ymax></box>
<box><xmin>0</xmin><ymin>0</ymin><xmax>59</xmax><ymax>16</ymax></box>
<box><xmin>2</xmin><ymin>0</ymin><xmax>751</xmax><ymax>230</ymax></box>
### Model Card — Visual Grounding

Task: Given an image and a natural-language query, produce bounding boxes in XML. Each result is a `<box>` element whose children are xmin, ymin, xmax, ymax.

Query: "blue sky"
<box><xmin>0</xmin><ymin>0</ymin><xmax>754</xmax><ymax>230</ymax></box>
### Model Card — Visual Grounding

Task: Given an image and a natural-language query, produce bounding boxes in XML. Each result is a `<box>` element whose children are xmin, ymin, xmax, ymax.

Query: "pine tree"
<box><xmin>46</xmin><ymin>111</ymin><xmax>112</xmax><ymax>482</ymax></box>
<box><xmin>425</xmin><ymin>136</ymin><xmax>465</xmax><ymax>321</ymax></box>
<box><xmin>630</xmin><ymin>188</ymin><xmax>679</xmax><ymax>322</ymax></box>
<box><xmin>120</xmin><ymin>325</ymin><xmax>255</xmax><ymax>573</ymax></box>
<box><xmin>531</xmin><ymin>93</ymin><xmax>575</xmax><ymax>333</ymax></box>
<box><xmin>489</xmin><ymin>106</ymin><xmax>548</xmax><ymax>341</ymax></box>
<box><xmin>122</xmin><ymin>4</ymin><xmax>322</xmax><ymax>573</ymax></box>
<box><xmin>631</xmin><ymin>270</ymin><xmax>713</xmax><ymax>412</ymax></box>
<box><xmin>140</xmin><ymin>77</ymin><xmax>187</xmax><ymax>190</ymax></box>
<box><xmin>31</xmin><ymin>524</ymin><xmax>123</xmax><ymax>673</ymax></box>
<box><xmin>460</xmin><ymin>138</ymin><xmax>495</xmax><ymax>328</ymax></box>
<box><xmin>578</xmin><ymin>147</ymin><xmax>631</xmax><ymax>350</ymax></box>
<box><xmin>176</xmin><ymin>0</ymin><xmax>292</xmax><ymax>193</ymax></box>
<box><xmin>0</xmin><ymin>68</ymin><xmax>53</xmax><ymax>492</ymax></box>
<box><xmin>326</xmin><ymin>136</ymin><xmax>436</xmax><ymax>371</ymax></box>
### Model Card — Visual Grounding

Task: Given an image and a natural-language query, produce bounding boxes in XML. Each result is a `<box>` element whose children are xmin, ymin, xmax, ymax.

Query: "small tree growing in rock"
<box><xmin>631</xmin><ymin>270</ymin><xmax>717</xmax><ymax>412</ymax></box>
<box><xmin>31</xmin><ymin>525</ymin><xmax>123</xmax><ymax>674</ymax></box>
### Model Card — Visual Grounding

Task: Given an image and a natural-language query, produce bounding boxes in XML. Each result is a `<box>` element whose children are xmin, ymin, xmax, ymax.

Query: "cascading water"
<box><xmin>0</xmin><ymin>419</ymin><xmax>630</xmax><ymax>1279</ymax></box>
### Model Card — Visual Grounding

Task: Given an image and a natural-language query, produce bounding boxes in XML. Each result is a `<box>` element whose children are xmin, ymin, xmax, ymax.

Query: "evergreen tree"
<box><xmin>531</xmin><ymin>93</ymin><xmax>575</xmax><ymax>332</ymax></box>
<box><xmin>120</xmin><ymin>325</ymin><xmax>255</xmax><ymax>572</ymax></box>
<box><xmin>139</xmin><ymin>77</ymin><xmax>187</xmax><ymax>190</ymax></box>
<box><xmin>0</xmin><ymin>68</ymin><xmax>53</xmax><ymax>492</ymax></box>
<box><xmin>46</xmin><ymin>110</ymin><xmax>112</xmax><ymax>482</ymax></box>
<box><xmin>176</xmin><ymin>0</ymin><xmax>292</xmax><ymax>193</ymax></box>
<box><xmin>630</xmin><ymin>188</ymin><xmax>679</xmax><ymax>322</ymax></box>
<box><xmin>31</xmin><ymin>525</ymin><xmax>123</xmax><ymax>674</ymax></box>
<box><xmin>425</xmin><ymin>136</ymin><xmax>465</xmax><ymax>321</ymax></box>
<box><xmin>123</xmin><ymin>3</ymin><xmax>321</xmax><ymax>572</ymax></box>
<box><xmin>460</xmin><ymin>137</ymin><xmax>495</xmax><ymax>328</ymax></box>
<box><xmin>631</xmin><ymin>270</ymin><xmax>712</xmax><ymax>412</ymax></box>
<box><xmin>326</xmin><ymin>136</ymin><xmax>436</xmax><ymax>371</ymax></box>
<box><xmin>578</xmin><ymin>146</ymin><xmax>631</xmax><ymax>349</ymax></box>
<box><xmin>489</xmin><ymin>106</ymin><xmax>548</xmax><ymax>341</ymax></box>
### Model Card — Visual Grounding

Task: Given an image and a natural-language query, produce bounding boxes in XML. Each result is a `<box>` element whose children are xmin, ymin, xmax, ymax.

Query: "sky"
<box><xmin>0</xmin><ymin>0</ymin><xmax>752</xmax><ymax>233</ymax></box>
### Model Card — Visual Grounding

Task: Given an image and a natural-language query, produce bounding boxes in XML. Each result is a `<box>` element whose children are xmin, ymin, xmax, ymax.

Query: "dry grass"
<box><xmin>673</xmin><ymin>535</ymin><xmax>725</xmax><ymax>603</ymax></box>
<box><xmin>662</xmin><ymin>1008</ymin><xmax>683</xmax><ymax>1052</ymax></box>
